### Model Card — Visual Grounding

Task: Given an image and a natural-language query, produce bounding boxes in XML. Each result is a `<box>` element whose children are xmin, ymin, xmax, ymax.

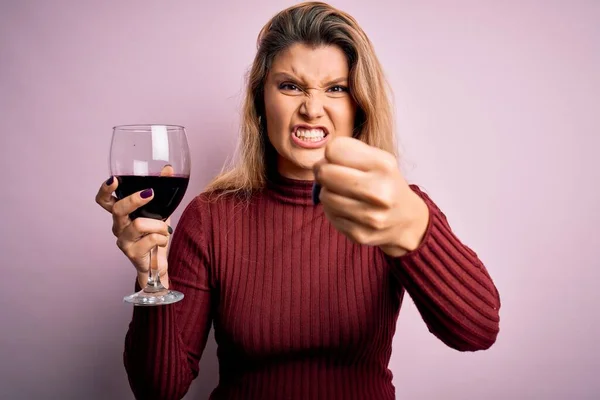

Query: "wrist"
<box><xmin>380</xmin><ymin>193</ymin><xmax>430</xmax><ymax>257</ymax></box>
<box><xmin>405</xmin><ymin>194</ymin><xmax>430</xmax><ymax>250</ymax></box>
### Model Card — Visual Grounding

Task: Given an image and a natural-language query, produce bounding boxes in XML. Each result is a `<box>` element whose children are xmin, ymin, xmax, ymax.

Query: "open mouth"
<box><xmin>293</xmin><ymin>127</ymin><xmax>328</xmax><ymax>142</ymax></box>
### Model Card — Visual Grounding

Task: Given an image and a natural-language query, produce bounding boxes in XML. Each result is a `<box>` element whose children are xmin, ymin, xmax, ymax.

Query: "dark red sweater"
<box><xmin>123</xmin><ymin>175</ymin><xmax>501</xmax><ymax>399</ymax></box>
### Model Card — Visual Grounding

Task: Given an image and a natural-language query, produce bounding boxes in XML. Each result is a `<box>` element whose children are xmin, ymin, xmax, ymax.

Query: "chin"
<box><xmin>278</xmin><ymin>152</ymin><xmax>322</xmax><ymax>179</ymax></box>
<box><xmin>293</xmin><ymin>150</ymin><xmax>324</xmax><ymax>168</ymax></box>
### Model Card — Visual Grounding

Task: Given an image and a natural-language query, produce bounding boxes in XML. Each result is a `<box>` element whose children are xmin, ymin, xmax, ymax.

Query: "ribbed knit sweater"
<box><xmin>123</xmin><ymin>175</ymin><xmax>501</xmax><ymax>400</ymax></box>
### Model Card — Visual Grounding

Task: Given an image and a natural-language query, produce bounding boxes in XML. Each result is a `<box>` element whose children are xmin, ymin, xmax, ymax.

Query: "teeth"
<box><xmin>295</xmin><ymin>129</ymin><xmax>325</xmax><ymax>141</ymax></box>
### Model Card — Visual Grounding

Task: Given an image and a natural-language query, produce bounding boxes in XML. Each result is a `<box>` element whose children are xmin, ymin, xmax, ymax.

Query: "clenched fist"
<box><xmin>313</xmin><ymin>137</ymin><xmax>430</xmax><ymax>257</ymax></box>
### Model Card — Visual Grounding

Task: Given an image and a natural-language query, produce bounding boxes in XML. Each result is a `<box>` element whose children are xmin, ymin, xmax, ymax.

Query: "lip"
<box><xmin>291</xmin><ymin>125</ymin><xmax>330</xmax><ymax>149</ymax></box>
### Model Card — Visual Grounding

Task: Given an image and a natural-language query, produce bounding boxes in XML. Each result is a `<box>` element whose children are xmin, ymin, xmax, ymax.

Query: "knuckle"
<box><xmin>118</xmin><ymin>242</ymin><xmax>133</xmax><ymax>259</ymax></box>
<box><xmin>376</xmin><ymin>213</ymin><xmax>388</xmax><ymax>229</ymax></box>
<box><xmin>112</xmin><ymin>224</ymin><xmax>121</xmax><ymax>237</ymax></box>
<box><xmin>124</xmin><ymin>244</ymin><xmax>141</xmax><ymax>261</ymax></box>
<box><xmin>149</xmin><ymin>233</ymin><xmax>162</xmax><ymax>246</ymax></box>
<box><xmin>374</xmin><ymin>185</ymin><xmax>394</xmax><ymax>208</ymax></box>
<box><xmin>112</xmin><ymin>203</ymin><xmax>125</xmax><ymax>217</ymax></box>
<box><xmin>353</xmin><ymin>230</ymin><xmax>367</xmax><ymax>244</ymax></box>
<box><xmin>131</xmin><ymin>218</ymin><xmax>143</xmax><ymax>233</ymax></box>
<box><xmin>116</xmin><ymin>238</ymin><xmax>129</xmax><ymax>253</ymax></box>
<box><xmin>365</xmin><ymin>213</ymin><xmax>385</xmax><ymax>230</ymax></box>
<box><xmin>379</xmin><ymin>154</ymin><xmax>397</xmax><ymax>172</ymax></box>
<box><xmin>355</xmin><ymin>230</ymin><xmax>376</xmax><ymax>246</ymax></box>
<box><xmin>158</xmin><ymin>234</ymin><xmax>169</xmax><ymax>247</ymax></box>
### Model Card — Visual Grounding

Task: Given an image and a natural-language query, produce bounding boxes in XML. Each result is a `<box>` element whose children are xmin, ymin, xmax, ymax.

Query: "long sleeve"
<box><xmin>388</xmin><ymin>185</ymin><xmax>501</xmax><ymax>352</ymax></box>
<box><xmin>123</xmin><ymin>196</ymin><xmax>214</xmax><ymax>400</ymax></box>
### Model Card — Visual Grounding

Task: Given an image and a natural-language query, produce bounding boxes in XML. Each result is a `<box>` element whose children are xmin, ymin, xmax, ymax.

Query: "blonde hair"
<box><xmin>205</xmin><ymin>1</ymin><xmax>396</xmax><ymax>196</ymax></box>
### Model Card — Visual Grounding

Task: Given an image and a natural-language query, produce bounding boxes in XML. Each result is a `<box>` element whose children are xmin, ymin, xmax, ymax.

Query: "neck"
<box><xmin>265</xmin><ymin>169</ymin><xmax>315</xmax><ymax>206</ymax></box>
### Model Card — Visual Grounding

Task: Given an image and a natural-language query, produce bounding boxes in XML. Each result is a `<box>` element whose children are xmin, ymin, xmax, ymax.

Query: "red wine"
<box><xmin>115</xmin><ymin>175</ymin><xmax>189</xmax><ymax>220</ymax></box>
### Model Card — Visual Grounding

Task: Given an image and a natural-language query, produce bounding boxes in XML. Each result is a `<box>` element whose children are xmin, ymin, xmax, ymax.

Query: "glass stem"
<box><xmin>144</xmin><ymin>246</ymin><xmax>165</xmax><ymax>293</ymax></box>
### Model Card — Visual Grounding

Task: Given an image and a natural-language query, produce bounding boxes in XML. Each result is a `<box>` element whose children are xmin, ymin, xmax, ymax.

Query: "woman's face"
<box><xmin>263</xmin><ymin>43</ymin><xmax>357</xmax><ymax>180</ymax></box>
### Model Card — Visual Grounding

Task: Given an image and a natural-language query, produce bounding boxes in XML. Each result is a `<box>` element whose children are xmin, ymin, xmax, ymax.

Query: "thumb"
<box><xmin>160</xmin><ymin>164</ymin><xmax>175</xmax><ymax>177</ymax></box>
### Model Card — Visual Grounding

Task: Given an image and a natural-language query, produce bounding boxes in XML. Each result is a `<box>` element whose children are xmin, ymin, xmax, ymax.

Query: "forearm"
<box><xmin>123</xmin><ymin>281</ymin><xmax>195</xmax><ymax>400</ymax></box>
<box><xmin>387</xmin><ymin>186</ymin><xmax>501</xmax><ymax>351</ymax></box>
<box><xmin>123</xmin><ymin>196</ymin><xmax>215</xmax><ymax>399</ymax></box>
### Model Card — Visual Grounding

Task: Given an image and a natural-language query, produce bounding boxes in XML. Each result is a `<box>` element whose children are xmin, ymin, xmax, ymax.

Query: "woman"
<box><xmin>96</xmin><ymin>2</ymin><xmax>501</xmax><ymax>399</ymax></box>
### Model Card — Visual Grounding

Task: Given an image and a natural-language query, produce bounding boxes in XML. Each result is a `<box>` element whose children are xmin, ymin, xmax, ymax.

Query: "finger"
<box><xmin>324</xmin><ymin>209</ymin><xmax>390</xmax><ymax>247</ymax></box>
<box><xmin>111</xmin><ymin>188</ymin><xmax>154</xmax><ymax>232</ymax></box>
<box><xmin>156</xmin><ymin>245</ymin><xmax>169</xmax><ymax>274</ymax></box>
<box><xmin>316</xmin><ymin>162</ymin><xmax>389</xmax><ymax>206</ymax></box>
<box><xmin>95</xmin><ymin>176</ymin><xmax>119</xmax><ymax>213</ymax></box>
<box><xmin>320</xmin><ymin>186</ymin><xmax>390</xmax><ymax>230</ymax></box>
<box><xmin>120</xmin><ymin>217</ymin><xmax>171</xmax><ymax>243</ymax></box>
<box><xmin>325</xmin><ymin>137</ymin><xmax>396</xmax><ymax>172</ymax></box>
<box><xmin>112</xmin><ymin>188</ymin><xmax>154</xmax><ymax>218</ymax></box>
<box><xmin>120</xmin><ymin>233</ymin><xmax>170</xmax><ymax>261</ymax></box>
<box><xmin>160</xmin><ymin>164</ymin><xmax>175</xmax><ymax>176</ymax></box>
<box><xmin>323</xmin><ymin>211</ymin><xmax>384</xmax><ymax>247</ymax></box>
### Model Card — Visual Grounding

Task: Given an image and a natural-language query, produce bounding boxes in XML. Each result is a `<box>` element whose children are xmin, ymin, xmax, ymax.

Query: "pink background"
<box><xmin>1</xmin><ymin>1</ymin><xmax>598</xmax><ymax>399</ymax></box>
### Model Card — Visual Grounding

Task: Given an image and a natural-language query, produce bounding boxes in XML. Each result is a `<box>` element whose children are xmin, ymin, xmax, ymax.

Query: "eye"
<box><xmin>279</xmin><ymin>82</ymin><xmax>301</xmax><ymax>91</ymax></box>
<box><xmin>327</xmin><ymin>85</ymin><xmax>349</xmax><ymax>93</ymax></box>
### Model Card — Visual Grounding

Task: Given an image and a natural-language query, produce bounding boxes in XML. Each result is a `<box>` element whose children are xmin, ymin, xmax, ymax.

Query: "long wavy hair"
<box><xmin>205</xmin><ymin>1</ymin><xmax>397</xmax><ymax>196</ymax></box>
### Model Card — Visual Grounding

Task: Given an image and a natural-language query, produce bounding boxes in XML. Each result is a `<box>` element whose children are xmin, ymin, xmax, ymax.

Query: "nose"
<box><xmin>299</xmin><ymin>91</ymin><xmax>325</xmax><ymax>120</ymax></box>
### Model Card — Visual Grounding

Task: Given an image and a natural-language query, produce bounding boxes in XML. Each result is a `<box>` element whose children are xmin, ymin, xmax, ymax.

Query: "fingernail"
<box><xmin>106</xmin><ymin>176</ymin><xmax>114</xmax><ymax>186</ymax></box>
<box><xmin>312</xmin><ymin>182</ymin><xmax>321</xmax><ymax>205</ymax></box>
<box><xmin>140</xmin><ymin>188</ymin><xmax>153</xmax><ymax>199</ymax></box>
<box><xmin>168</xmin><ymin>225</ymin><xmax>173</xmax><ymax>234</ymax></box>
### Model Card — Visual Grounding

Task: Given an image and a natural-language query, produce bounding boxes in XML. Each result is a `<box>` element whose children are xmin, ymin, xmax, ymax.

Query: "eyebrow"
<box><xmin>271</xmin><ymin>72</ymin><xmax>348</xmax><ymax>86</ymax></box>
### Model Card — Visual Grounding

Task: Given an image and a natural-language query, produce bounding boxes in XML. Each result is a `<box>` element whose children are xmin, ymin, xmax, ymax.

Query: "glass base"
<box><xmin>124</xmin><ymin>288</ymin><xmax>184</xmax><ymax>306</ymax></box>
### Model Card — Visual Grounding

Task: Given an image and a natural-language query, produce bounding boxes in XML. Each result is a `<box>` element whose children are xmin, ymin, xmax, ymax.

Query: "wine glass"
<box><xmin>110</xmin><ymin>124</ymin><xmax>191</xmax><ymax>306</ymax></box>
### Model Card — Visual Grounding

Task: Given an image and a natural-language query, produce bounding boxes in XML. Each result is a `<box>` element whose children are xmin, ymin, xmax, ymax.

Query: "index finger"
<box><xmin>95</xmin><ymin>176</ymin><xmax>118</xmax><ymax>213</ymax></box>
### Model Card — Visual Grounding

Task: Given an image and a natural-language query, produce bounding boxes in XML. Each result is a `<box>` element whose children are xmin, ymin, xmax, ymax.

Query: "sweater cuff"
<box><xmin>392</xmin><ymin>185</ymin><xmax>437</xmax><ymax>261</ymax></box>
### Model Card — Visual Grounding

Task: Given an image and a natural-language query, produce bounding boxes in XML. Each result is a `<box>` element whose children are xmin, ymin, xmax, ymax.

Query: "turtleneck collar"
<box><xmin>264</xmin><ymin>170</ymin><xmax>315</xmax><ymax>206</ymax></box>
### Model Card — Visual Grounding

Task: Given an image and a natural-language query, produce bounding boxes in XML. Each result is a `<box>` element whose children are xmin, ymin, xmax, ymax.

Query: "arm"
<box><xmin>312</xmin><ymin>137</ymin><xmax>500</xmax><ymax>351</ymax></box>
<box><xmin>387</xmin><ymin>185</ymin><xmax>501</xmax><ymax>351</ymax></box>
<box><xmin>123</xmin><ymin>196</ymin><xmax>214</xmax><ymax>400</ymax></box>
